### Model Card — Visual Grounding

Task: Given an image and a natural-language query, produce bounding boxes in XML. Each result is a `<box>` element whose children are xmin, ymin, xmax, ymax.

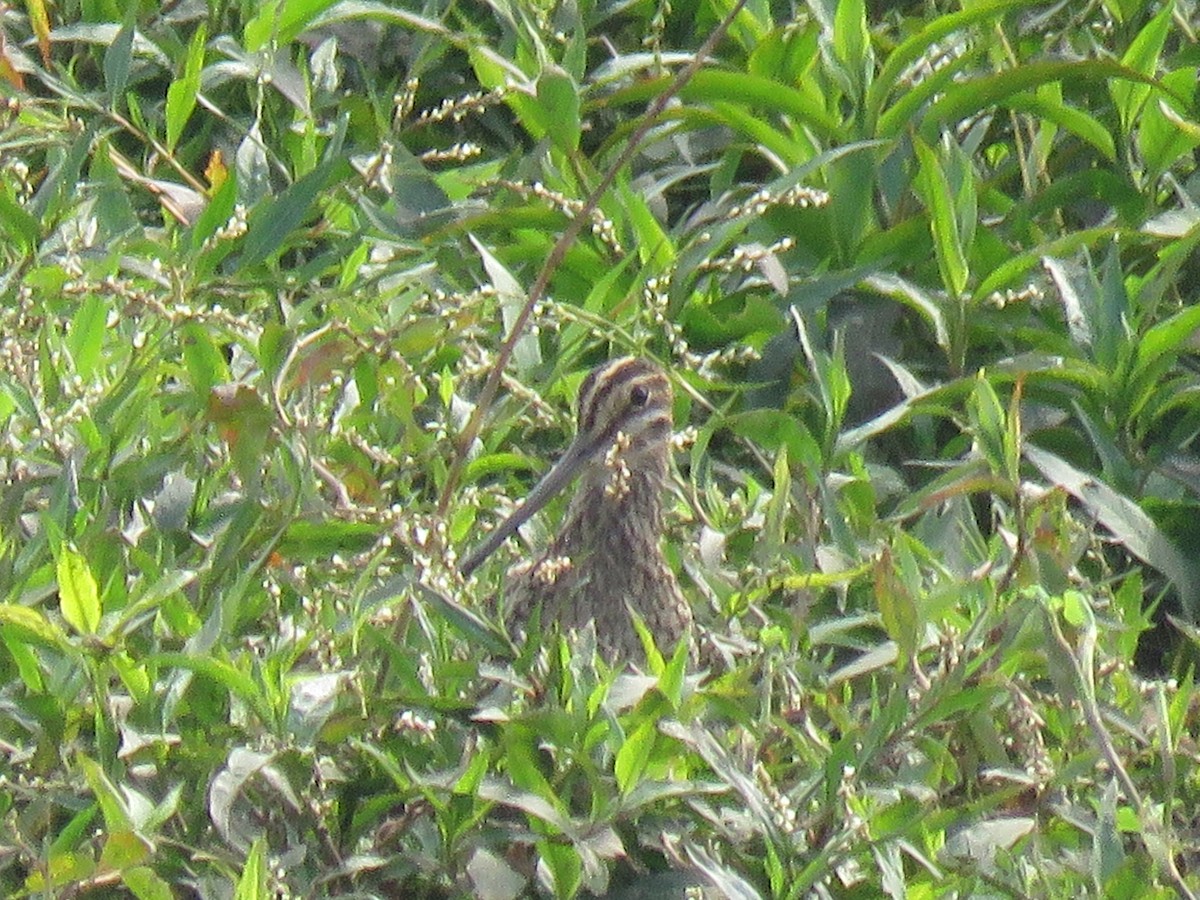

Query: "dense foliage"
<box><xmin>2</xmin><ymin>0</ymin><xmax>1200</xmax><ymax>896</ymax></box>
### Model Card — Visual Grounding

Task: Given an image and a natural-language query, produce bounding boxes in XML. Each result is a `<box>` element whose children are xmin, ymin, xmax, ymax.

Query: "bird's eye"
<box><xmin>629</xmin><ymin>385</ymin><xmax>650</xmax><ymax>407</ymax></box>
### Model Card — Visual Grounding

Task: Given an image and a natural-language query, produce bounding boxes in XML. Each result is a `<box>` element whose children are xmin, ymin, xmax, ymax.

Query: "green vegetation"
<box><xmin>2</xmin><ymin>0</ymin><xmax>1200</xmax><ymax>895</ymax></box>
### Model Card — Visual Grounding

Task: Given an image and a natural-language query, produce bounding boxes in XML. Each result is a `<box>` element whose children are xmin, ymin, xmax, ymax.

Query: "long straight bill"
<box><xmin>459</xmin><ymin>435</ymin><xmax>594</xmax><ymax>576</ymax></box>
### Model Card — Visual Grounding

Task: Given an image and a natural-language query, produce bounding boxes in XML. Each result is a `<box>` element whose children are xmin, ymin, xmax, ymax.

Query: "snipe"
<box><xmin>460</xmin><ymin>357</ymin><xmax>693</xmax><ymax>662</ymax></box>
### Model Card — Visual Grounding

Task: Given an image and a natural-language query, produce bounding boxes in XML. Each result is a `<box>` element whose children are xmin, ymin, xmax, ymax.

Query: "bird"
<box><xmin>459</xmin><ymin>357</ymin><xmax>693</xmax><ymax>663</ymax></box>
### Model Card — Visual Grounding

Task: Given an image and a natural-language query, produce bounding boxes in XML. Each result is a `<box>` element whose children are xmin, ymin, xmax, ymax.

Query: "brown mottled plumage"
<box><xmin>460</xmin><ymin>358</ymin><xmax>692</xmax><ymax>662</ymax></box>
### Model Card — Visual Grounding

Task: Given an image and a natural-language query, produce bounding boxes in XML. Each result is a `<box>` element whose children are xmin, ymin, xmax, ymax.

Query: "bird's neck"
<box><xmin>555</xmin><ymin>460</ymin><xmax>667</xmax><ymax>556</ymax></box>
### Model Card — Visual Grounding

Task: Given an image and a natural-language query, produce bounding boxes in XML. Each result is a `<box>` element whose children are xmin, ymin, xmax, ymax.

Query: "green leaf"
<box><xmin>832</xmin><ymin>0</ymin><xmax>870</xmax><ymax>94</ymax></box>
<box><xmin>99</xmin><ymin>830</ymin><xmax>152</xmax><ymax>871</ymax></box>
<box><xmin>1138</xmin><ymin>67</ymin><xmax>1200</xmax><ymax>182</ymax></box>
<box><xmin>1005</xmin><ymin>88</ymin><xmax>1117</xmax><ymax>161</ymax></box>
<box><xmin>243</xmin><ymin>1</ymin><xmax>280</xmax><ymax>53</ymax></box>
<box><xmin>726</xmin><ymin>409</ymin><xmax>821</xmax><ymax>465</ymax></box>
<box><xmin>470</xmin><ymin>47</ymin><xmax>543</xmax><ymax>140</ymax></box>
<box><xmin>2</xmin><ymin>630</ymin><xmax>45</xmax><ymax>690</ymax></box>
<box><xmin>877</xmin><ymin>45</ymin><xmax>978</xmax><ymax>139</ymax></box>
<box><xmin>659</xmin><ymin>630</ymin><xmax>689</xmax><ymax>706</ymax></box>
<box><xmin>1101</xmin><ymin>0</ymin><xmax>1144</xmax><ymax>22</ymax></box>
<box><xmin>122</xmin><ymin>866</ymin><xmax>175</xmax><ymax>900</ymax></box>
<box><xmin>0</xmin><ymin>181</ymin><xmax>41</xmax><ymax>252</ymax></box>
<box><xmin>454</xmin><ymin>746</ymin><xmax>489</xmax><ymax>797</ymax></box>
<box><xmin>536</xmin><ymin>66</ymin><xmax>581</xmax><ymax>154</ymax></box>
<box><xmin>25</xmin><ymin>0</ymin><xmax>50</xmax><ymax>65</ymax></box>
<box><xmin>1025</xmin><ymin>445</ymin><xmax>1199</xmax><ymax>618</ymax></box>
<box><xmin>1095</xmin><ymin>243</ymin><xmax>1130</xmax><ymax>371</ymax></box>
<box><xmin>23</xmin><ymin>851</ymin><xmax>95</xmax><ymax>892</ymax></box>
<box><xmin>912</xmin><ymin>684</ymin><xmax>1003</xmax><ymax>732</ymax></box>
<box><xmin>503</xmin><ymin>725</ymin><xmax>560</xmax><ymax>806</ymax></box>
<box><xmin>915</xmin><ymin>139</ymin><xmax>968</xmax><ymax>297</ymax></box>
<box><xmin>973</xmin><ymin>226</ymin><xmax>1115</xmax><ymax>301</ymax></box>
<box><xmin>922</xmin><ymin>59</ymin><xmax>1170</xmax><ymax>144</ymax></box>
<box><xmin>1125</xmin><ymin>303</ymin><xmax>1200</xmax><ymax>424</ymax></box>
<box><xmin>238</xmin><ymin>158</ymin><xmax>341</xmax><ymax>270</ymax></box>
<box><xmin>868</xmin><ymin>0</ymin><xmax>1038</xmax><ymax>124</ymax></box>
<box><xmin>614</xmin><ymin>718</ymin><xmax>657</xmax><ymax>795</ymax></box>
<box><xmin>470</xmin><ymin>234</ymin><xmax>540</xmax><ymax>372</ymax></box>
<box><xmin>77</xmin><ymin>754</ymin><xmax>133</xmax><ymax>831</ymax></box>
<box><xmin>618</xmin><ymin>181</ymin><xmax>672</xmax><ymax>269</ymax></box>
<box><xmin>463</xmin><ymin>452</ymin><xmax>538</xmax><ymax>485</ymax></box>
<box><xmin>277</xmin><ymin>519</ymin><xmax>380</xmax><ymax>558</ymax></box>
<box><xmin>152</xmin><ymin>652</ymin><xmax>274</xmax><ymax>724</ymax></box>
<box><xmin>165</xmin><ymin>23</ymin><xmax>207</xmax><ymax>153</ymax></box>
<box><xmin>538</xmin><ymin>839</ymin><xmax>582</xmax><ymax>898</ymax></box>
<box><xmin>234</xmin><ymin>837</ymin><xmax>269</xmax><ymax>900</ymax></box>
<box><xmin>1111</xmin><ymin>0</ymin><xmax>1175</xmax><ymax>132</ymax></box>
<box><xmin>308</xmin><ymin>1</ymin><xmax>450</xmax><ymax>38</ymax></box>
<box><xmin>0</xmin><ymin>602</ymin><xmax>70</xmax><ymax>648</ymax></box>
<box><xmin>875</xmin><ymin>542</ymin><xmax>920</xmax><ymax>664</ymax></box>
<box><xmin>1135</xmin><ymin>303</ymin><xmax>1200</xmax><ymax>377</ymax></box>
<box><xmin>968</xmin><ymin>374</ymin><xmax>1008</xmax><ymax>479</ymax></box>
<box><xmin>182</xmin><ymin>323</ymin><xmax>229</xmax><ymax>396</ymax></box>
<box><xmin>48</xmin><ymin>804</ymin><xmax>99</xmax><ymax>856</ymax></box>
<box><xmin>276</xmin><ymin>0</ymin><xmax>342</xmax><ymax>44</ymax></box>
<box><xmin>763</xmin><ymin>447</ymin><xmax>790</xmax><ymax>552</ymax></box>
<box><xmin>57</xmin><ymin>545</ymin><xmax>101</xmax><ymax>635</ymax></box>
<box><xmin>110</xmin><ymin>650</ymin><xmax>152</xmax><ymax>701</ymax></box>
<box><xmin>103</xmin><ymin>10</ymin><xmax>136</xmax><ymax>109</ymax></box>
<box><xmin>30</xmin><ymin>122</ymin><xmax>96</xmax><ymax>222</ymax></box>
<box><xmin>1062</xmin><ymin>589</ymin><xmax>1091</xmax><ymax>627</ymax></box>
<box><xmin>67</xmin><ymin>295</ymin><xmax>107</xmax><ymax>380</ymax></box>
<box><xmin>189</xmin><ymin>167</ymin><xmax>238</xmax><ymax>255</ymax></box>
<box><xmin>607</xmin><ymin>69</ymin><xmax>842</xmax><ymax>138</ymax></box>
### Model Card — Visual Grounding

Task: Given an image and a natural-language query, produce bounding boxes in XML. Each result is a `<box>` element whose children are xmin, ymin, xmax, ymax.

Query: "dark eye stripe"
<box><xmin>578</xmin><ymin>357</ymin><xmax>645</xmax><ymax>434</ymax></box>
